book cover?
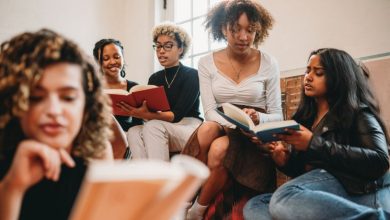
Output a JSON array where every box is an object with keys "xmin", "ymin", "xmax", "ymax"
[
  {"xmin": 105, "ymin": 85, "xmax": 170, "ymax": 116},
  {"xmin": 218, "ymin": 103, "xmax": 300, "ymax": 142},
  {"xmin": 70, "ymin": 155, "xmax": 209, "ymax": 220}
]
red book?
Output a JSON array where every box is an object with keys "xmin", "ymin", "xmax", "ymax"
[{"xmin": 105, "ymin": 85, "xmax": 170, "ymax": 116}]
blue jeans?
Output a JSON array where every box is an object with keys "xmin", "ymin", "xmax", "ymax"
[{"xmin": 244, "ymin": 169, "xmax": 390, "ymax": 220}]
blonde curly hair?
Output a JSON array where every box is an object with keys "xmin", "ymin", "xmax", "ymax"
[
  {"xmin": 0, "ymin": 29, "xmax": 112, "ymax": 160},
  {"xmin": 152, "ymin": 22, "xmax": 191, "ymax": 59}
]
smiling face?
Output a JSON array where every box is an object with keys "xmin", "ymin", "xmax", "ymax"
[
  {"xmin": 19, "ymin": 63, "xmax": 86, "ymax": 151},
  {"xmin": 101, "ymin": 43, "xmax": 124, "ymax": 78},
  {"xmin": 225, "ymin": 13, "xmax": 257, "ymax": 55},
  {"xmin": 304, "ymin": 55, "xmax": 327, "ymax": 99},
  {"xmin": 155, "ymin": 35, "xmax": 183, "ymax": 68}
]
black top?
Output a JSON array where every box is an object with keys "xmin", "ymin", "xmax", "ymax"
[
  {"xmin": 0, "ymin": 153, "xmax": 87, "ymax": 220},
  {"xmin": 114, "ymin": 80, "xmax": 143, "ymax": 131},
  {"xmin": 148, "ymin": 63, "xmax": 202, "ymax": 123},
  {"xmin": 280, "ymin": 107, "xmax": 390, "ymax": 194}
]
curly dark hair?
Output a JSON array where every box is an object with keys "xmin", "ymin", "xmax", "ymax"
[
  {"xmin": 93, "ymin": 38, "xmax": 126, "ymax": 77},
  {"xmin": 0, "ymin": 29, "xmax": 112, "ymax": 160},
  {"xmin": 205, "ymin": 0, "xmax": 274, "ymax": 47}
]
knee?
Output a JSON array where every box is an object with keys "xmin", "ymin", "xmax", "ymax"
[
  {"xmin": 207, "ymin": 136, "xmax": 229, "ymax": 169},
  {"xmin": 127, "ymin": 125, "xmax": 142, "ymax": 143},
  {"xmin": 244, "ymin": 194, "xmax": 273, "ymax": 220},
  {"xmin": 197, "ymin": 122, "xmax": 222, "ymax": 148},
  {"xmin": 268, "ymin": 184, "xmax": 300, "ymax": 218},
  {"xmin": 143, "ymin": 120, "xmax": 166, "ymax": 133},
  {"xmin": 198, "ymin": 121, "xmax": 222, "ymax": 137}
]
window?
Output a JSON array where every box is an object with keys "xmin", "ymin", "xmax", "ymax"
[{"xmin": 173, "ymin": 0, "xmax": 224, "ymax": 68}]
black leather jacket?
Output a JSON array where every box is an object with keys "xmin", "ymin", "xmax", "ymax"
[{"xmin": 280, "ymin": 107, "xmax": 390, "ymax": 194}]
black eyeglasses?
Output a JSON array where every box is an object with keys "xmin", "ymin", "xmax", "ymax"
[{"xmin": 152, "ymin": 43, "xmax": 176, "ymax": 51}]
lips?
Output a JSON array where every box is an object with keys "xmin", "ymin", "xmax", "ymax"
[
  {"xmin": 236, "ymin": 43, "xmax": 248, "ymax": 49},
  {"xmin": 40, "ymin": 123, "xmax": 65, "ymax": 135},
  {"xmin": 106, "ymin": 64, "xmax": 121, "ymax": 70},
  {"xmin": 158, "ymin": 56, "xmax": 168, "ymax": 62},
  {"xmin": 304, "ymin": 83, "xmax": 313, "ymax": 90},
  {"xmin": 109, "ymin": 67, "xmax": 120, "ymax": 72}
]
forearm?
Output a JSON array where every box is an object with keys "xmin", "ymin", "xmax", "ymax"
[
  {"xmin": 0, "ymin": 179, "xmax": 24, "ymax": 220},
  {"xmin": 259, "ymin": 111, "xmax": 283, "ymax": 124},
  {"xmin": 110, "ymin": 117, "xmax": 128, "ymax": 159},
  {"xmin": 262, "ymin": 60, "xmax": 282, "ymax": 123},
  {"xmin": 204, "ymin": 110, "xmax": 235, "ymax": 128}
]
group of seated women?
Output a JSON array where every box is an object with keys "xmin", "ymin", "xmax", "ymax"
[{"xmin": 0, "ymin": 0, "xmax": 389, "ymax": 220}]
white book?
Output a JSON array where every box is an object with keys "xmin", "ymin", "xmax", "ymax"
[
  {"xmin": 70, "ymin": 155, "xmax": 209, "ymax": 220},
  {"xmin": 217, "ymin": 103, "xmax": 300, "ymax": 142}
]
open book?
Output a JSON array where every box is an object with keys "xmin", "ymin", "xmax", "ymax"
[
  {"xmin": 70, "ymin": 155, "xmax": 209, "ymax": 220},
  {"xmin": 217, "ymin": 103, "xmax": 300, "ymax": 142},
  {"xmin": 105, "ymin": 85, "xmax": 170, "ymax": 116}
]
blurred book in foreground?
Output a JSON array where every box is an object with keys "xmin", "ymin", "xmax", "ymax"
[{"xmin": 70, "ymin": 155, "xmax": 209, "ymax": 220}]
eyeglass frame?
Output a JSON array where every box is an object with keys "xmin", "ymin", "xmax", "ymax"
[{"xmin": 152, "ymin": 42, "xmax": 177, "ymax": 52}]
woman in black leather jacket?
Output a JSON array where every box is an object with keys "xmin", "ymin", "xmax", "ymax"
[{"xmin": 244, "ymin": 48, "xmax": 390, "ymax": 220}]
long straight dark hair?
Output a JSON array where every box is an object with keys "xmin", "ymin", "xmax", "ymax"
[{"xmin": 293, "ymin": 48, "xmax": 389, "ymax": 142}]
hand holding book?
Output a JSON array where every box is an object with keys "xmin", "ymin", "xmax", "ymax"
[
  {"xmin": 116, "ymin": 100, "xmax": 149, "ymax": 119},
  {"xmin": 217, "ymin": 103, "xmax": 300, "ymax": 143},
  {"xmin": 275, "ymin": 124, "xmax": 313, "ymax": 151},
  {"xmin": 105, "ymin": 85, "xmax": 170, "ymax": 116},
  {"xmin": 242, "ymin": 108, "xmax": 259, "ymax": 125}
]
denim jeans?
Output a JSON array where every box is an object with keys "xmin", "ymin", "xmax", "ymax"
[{"xmin": 244, "ymin": 169, "xmax": 390, "ymax": 220}]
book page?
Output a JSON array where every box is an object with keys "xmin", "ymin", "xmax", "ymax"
[
  {"xmin": 129, "ymin": 84, "xmax": 157, "ymax": 93},
  {"xmin": 104, "ymin": 89, "xmax": 129, "ymax": 95},
  {"xmin": 70, "ymin": 156, "xmax": 209, "ymax": 220},
  {"xmin": 221, "ymin": 103, "xmax": 255, "ymax": 129},
  {"xmin": 138, "ymin": 155, "xmax": 210, "ymax": 220}
]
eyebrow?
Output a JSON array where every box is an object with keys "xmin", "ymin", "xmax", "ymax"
[
  {"xmin": 156, "ymin": 41, "xmax": 174, "ymax": 45},
  {"xmin": 34, "ymin": 85, "xmax": 81, "ymax": 92},
  {"xmin": 307, "ymin": 66, "xmax": 324, "ymax": 69}
]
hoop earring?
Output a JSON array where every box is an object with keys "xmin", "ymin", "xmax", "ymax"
[{"xmin": 121, "ymin": 65, "xmax": 126, "ymax": 78}]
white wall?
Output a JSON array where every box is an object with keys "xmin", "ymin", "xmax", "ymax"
[
  {"xmin": 1, "ymin": 0, "xmax": 389, "ymax": 81},
  {"xmin": 122, "ymin": 0, "xmax": 155, "ymax": 84},
  {"xmin": 259, "ymin": 0, "xmax": 390, "ymax": 73},
  {"xmin": 0, "ymin": 0, "xmax": 156, "ymax": 84},
  {"xmin": 0, "ymin": 0, "xmax": 117, "ymax": 56}
]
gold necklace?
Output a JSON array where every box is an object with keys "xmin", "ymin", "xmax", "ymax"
[
  {"xmin": 164, "ymin": 65, "xmax": 180, "ymax": 88},
  {"xmin": 226, "ymin": 50, "xmax": 242, "ymax": 81}
]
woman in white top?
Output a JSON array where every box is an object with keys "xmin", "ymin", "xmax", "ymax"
[{"xmin": 183, "ymin": 1, "xmax": 282, "ymax": 219}]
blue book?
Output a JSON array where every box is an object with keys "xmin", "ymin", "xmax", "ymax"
[{"xmin": 217, "ymin": 103, "xmax": 300, "ymax": 142}]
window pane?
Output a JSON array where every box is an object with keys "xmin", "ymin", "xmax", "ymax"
[
  {"xmin": 192, "ymin": 17, "xmax": 208, "ymax": 54},
  {"xmin": 210, "ymin": 0, "xmax": 222, "ymax": 8},
  {"xmin": 178, "ymin": 22, "xmax": 192, "ymax": 60},
  {"xmin": 193, "ymin": 55, "xmax": 202, "ymax": 68},
  {"xmin": 174, "ymin": 0, "xmax": 191, "ymax": 22},
  {"xmin": 181, "ymin": 58, "xmax": 192, "ymax": 68},
  {"xmin": 193, "ymin": 0, "xmax": 208, "ymax": 17},
  {"xmin": 178, "ymin": 21, "xmax": 192, "ymax": 37}
]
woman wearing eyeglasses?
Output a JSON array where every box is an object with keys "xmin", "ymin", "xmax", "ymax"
[{"xmin": 124, "ymin": 22, "xmax": 202, "ymax": 161}]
